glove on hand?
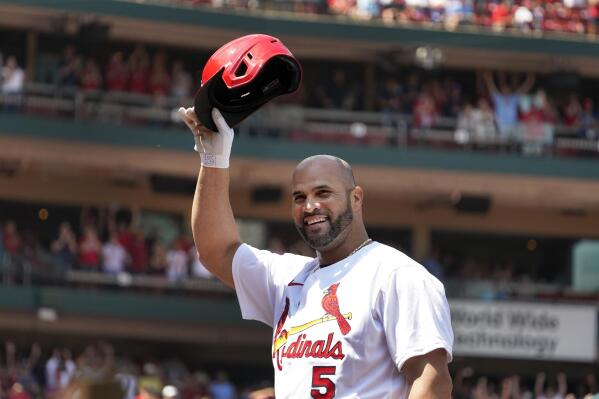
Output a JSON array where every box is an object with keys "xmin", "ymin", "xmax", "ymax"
[{"xmin": 178, "ymin": 107, "xmax": 234, "ymax": 168}]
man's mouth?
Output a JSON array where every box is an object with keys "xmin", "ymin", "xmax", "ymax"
[{"xmin": 304, "ymin": 215, "xmax": 328, "ymax": 226}]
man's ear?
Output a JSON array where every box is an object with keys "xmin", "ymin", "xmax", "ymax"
[{"xmin": 352, "ymin": 186, "xmax": 364, "ymax": 208}]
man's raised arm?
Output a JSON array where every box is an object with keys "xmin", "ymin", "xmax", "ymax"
[{"xmin": 179, "ymin": 107, "xmax": 241, "ymax": 288}]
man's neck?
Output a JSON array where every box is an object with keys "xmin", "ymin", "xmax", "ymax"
[{"xmin": 317, "ymin": 230, "xmax": 370, "ymax": 266}]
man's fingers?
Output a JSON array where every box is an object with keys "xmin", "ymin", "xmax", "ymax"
[
  {"xmin": 178, "ymin": 107, "xmax": 194, "ymax": 126},
  {"xmin": 185, "ymin": 107, "xmax": 201, "ymax": 125},
  {"xmin": 178, "ymin": 107, "xmax": 205, "ymax": 135},
  {"xmin": 178, "ymin": 107, "xmax": 198, "ymax": 124},
  {"xmin": 212, "ymin": 108, "xmax": 231, "ymax": 133}
]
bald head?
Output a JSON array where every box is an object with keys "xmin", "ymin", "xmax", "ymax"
[{"xmin": 293, "ymin": 155, "xmax": 356, "ymax": 190}]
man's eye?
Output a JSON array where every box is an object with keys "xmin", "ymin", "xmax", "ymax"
[
  {"xmin": 293, "ymin": 196, "xmax": 305, "ymax": 203},
  {"xmin": 317, "ymin": 190, "xmax": 331, "ymax": 197}
]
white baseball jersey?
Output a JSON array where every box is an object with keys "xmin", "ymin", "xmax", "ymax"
[{"xmin": 232, "ymin": 241, "xmax": 453, "ymax": 398}]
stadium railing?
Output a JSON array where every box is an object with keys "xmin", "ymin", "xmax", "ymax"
[
  {"xmin": 2, "ymin": 252, "xmax": 596, "ymax": 301},
  {"xmin": 1, "ymin": 83, "xmax": 597, "ymax": 158}
]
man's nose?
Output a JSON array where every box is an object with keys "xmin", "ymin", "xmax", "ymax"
[{"xmin": 304, "ymin": 197, "xmax": 320, "ymax": 212}]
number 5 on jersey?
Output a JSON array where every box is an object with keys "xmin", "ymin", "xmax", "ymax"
[{"xmin": 311, "ymin": 366, "xmax": 336, "ymax": 398}]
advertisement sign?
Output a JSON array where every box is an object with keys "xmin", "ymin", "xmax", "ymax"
[{"xmin": 450, "ymin": 300, "xmax": 597, "ymax": 362}]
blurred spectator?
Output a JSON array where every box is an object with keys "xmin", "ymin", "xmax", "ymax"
[
  {"xmin": 171, "ymin": 60, "xmax": 192, "ymax": 101},
  {"xmin": 514, "ymin": 1, "xmax": 534, "ymax": 32},
  {"xmin": 148, "ymin": 242, "xmax": 168, "ymax": 275},
  {"xmin": 443, "ymin": 78, "xmax": 463, "ymax": 117},
  {"xmin": 22, "ymin": 232, "xmax": 47, "ymax": 282},
  {"xmin": 376, "ymin": 76, "xmax": 404, "ymax": 127},
  {"xmin": 45, "ymin": 349, "xmax": 76, "ymax": 394},
  {"xmin": 423, "ymin": 248, "xmax": 444, "ymax": 278},
  {"xmin": 248, "ymin": 387, "xmax": 275, "ymax": 399},
  {"xmin": 7, "ymin": 383, "xmax": 31, "ymax": 399},
  {"xmin": 519, "ymin": 89, "xmax": 555, "ymax": 154},
  {"xmin": 116, "ymin": 371, "xmax": 138, "ymax": 399},
  {"xmin": 181, "ymin": 371, "xmax": 210, "ymax": 399},
  {"xmin": 75, "ymin": 343, "xmax": 115, "ymax": 382},
  {"xmin": 166, "ymin": 240, "xmax": 188, "ymax": 283},
  {"xmin": 444, "ymin": 0, "xmax": 473, "ymax": 30},
  {"xmin": 128, "ymin": 44, "xmax": 150, "ymax": 94},
  {"xmin": 315, "ymin": 69, "xmax": 359, "ymax": 110},
  {"xmin": 577, "ymin": 373, "xmax": 598, "ymax": 397},
  {"xmin": 455, "ymin": 98, "xmax": 497, "ymax": 144},
  {"xmin": 79, "ymin": 58, "xmax": 103, "ymax": 92},
  {"xmin": 532, "ymin": 0, "xmax": 545, "ymax": 32},
  {"xmin": 453, "ymin": 367, "xmax": 476, "ymax": 399},
  {"xmin": 129, "ymin": 229, "xmax": 149, "ymax": 274},
  {"xmin": 355, "ymin": 0, "xmax": 380, "ymax": 19},
  {"xmin": 589, "ymin": 0, "xmax": 599, "ymax": 35},
  {"xmin": 580, "ymin": 98, "xmax": 598, "ymax": 139},
  {"xmin": 3, "ymin": 220, "xmax": 21, "ymax": 258},
  {"xmin": 1, "ymin": 56, "xmax": 25, "ymax": 111},
  {"xmin": 412, "ymin": 92, "xmax": 438, "ymax": 128},
  {"xmin": 51, "ymin": 222, "xmax": 78, "ymax": 272},
  {"xmin": 128, "ymin": 58, "xmax": 149, "ymax": 95},
  {"xmin": 27, "ymin": 343, "xmax": 45, "ymax": 391},
  {"xmin": 105, "ymin": 51, "xmax": 128, "ymax": 92},
  {"xmin": 209, "ymin": 371, "xmax": 236, "ymax": 399},
  {"xmin": 137, "ymin": 385, "xmax": 162, "ymax": 399},
  {"xmin": 101, "ymin": 232, "xmax": 128, "ymax": 275},
  {"xmin": 562, "ymin": 93, "xmax": 582, "ymax": 127},
  {"xmin": 484, "ymin": 71, "xmax": 535, "ymax": 143},
  {"xmin": 57, "ymin": 45, "xmax": 80, "ymax": 88},
  {"xmin": 1, "ymin": 56, "xmax": 24, "ymax": 94},
  {"xmin": 148, "ymin": 51, "xmax": 171, "ymax": 102},
  {"xmin": 402, "ymin": 72, "xmax": 421, "ymax": 114},
  {"xmin": 535, "ymin": 372, "xmax": 567, "ymax": 399},
  {"xmin": 115, "ymin": 224, "xmax": 134, "ymax": 266},
  {"xmin": 137, "ymin": 362, "xmax": 163, "ymax": 399},
  {"xmin": 78, "ymin": 225, "xmax": 102, "ymax": 270}
]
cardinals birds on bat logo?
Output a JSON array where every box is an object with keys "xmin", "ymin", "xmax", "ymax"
[
  {"xmin": 322, "ymin": 283, "xmax": 351, "ymax": 335},
  {"xmin": 272, "ymin": 282, "xmax": 352, "ymax": 359}
]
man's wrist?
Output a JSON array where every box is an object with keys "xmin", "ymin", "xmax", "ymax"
[{"xmin": 200, "ymin": 152, "xmax": 229, "ymax": 168}]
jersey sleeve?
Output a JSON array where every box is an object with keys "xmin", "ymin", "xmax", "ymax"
[
  {"xmin": 232, "ymin": 243, "xmax": 279, "ymax": 327},
  {"xmin": 376, "ymin": 267, "xmax": 454, "ymax": 371},
  {"xmin": 232, "ymin": 243, "xmax": 310, "ymax": 328}
]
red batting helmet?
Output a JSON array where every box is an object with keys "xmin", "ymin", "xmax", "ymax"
[{"xmin": 193, "ymin": 34, "xmax": 302, "ymax": 131}]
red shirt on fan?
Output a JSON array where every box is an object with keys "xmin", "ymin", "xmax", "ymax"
[
  {"xmin": 129, "ymin": 232, "xmax": 149, "ymax": 273},
  {"xmin": 105, "ymin": 52, "xmax": 128, "ymax": 92},
  {"xmin": 128, "ymin": 64, "xmax": 149, "ymax": 94}
]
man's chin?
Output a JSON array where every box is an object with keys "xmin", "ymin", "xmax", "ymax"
[{"xmin": 306, "ymin": 233, "xmax": 342, "ymax": 252}]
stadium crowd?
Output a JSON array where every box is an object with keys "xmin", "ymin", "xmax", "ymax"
[
  {"xmin": 0, "ymin": 339, "xmax": 596, "ymax": 398},
  {"xmin": 2, "ymin": 44, "xmax": 598, "ymax": 155},
  {"xmin": 0, "ymin": 340, "xmax": 272, "ymax": 399},
  {"xmin": 174, "ymin": 0, "xmax": 599, "ymax": 36},
  {"xmin": 0, "ymin": 206, "xmax": 214, "ymax": 288},
  {"xmin": 0, "ymin": 209, "xmax": 575, "ymax": 294}
]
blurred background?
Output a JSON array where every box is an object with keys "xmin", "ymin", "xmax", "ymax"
[{"xmin": 0, "ymin": 0, "xmax": 598, "ymax": 398}]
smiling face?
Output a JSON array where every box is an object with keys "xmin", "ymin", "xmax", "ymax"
[{"xmin": 291, "ymin": 155, "xmax": 359, "ymax": 252}]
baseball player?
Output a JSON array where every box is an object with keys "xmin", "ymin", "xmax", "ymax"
[{"xmin": 178, "ymin": 106, "xmax": 454, "ymax": 398}]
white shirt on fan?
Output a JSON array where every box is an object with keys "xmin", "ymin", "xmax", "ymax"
[{"xmin": 232, "ymin": 241, "xmax": 453, "ymax": 399}]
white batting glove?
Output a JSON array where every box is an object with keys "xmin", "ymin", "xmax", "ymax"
[{"xmin": 178, "ymin": 107, "xmax": 234, "ymax": 168}]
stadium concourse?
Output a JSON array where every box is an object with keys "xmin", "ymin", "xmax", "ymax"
[{"xmin": 0, "ymin": 0, "xmax": 599, "ymax": 398}]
